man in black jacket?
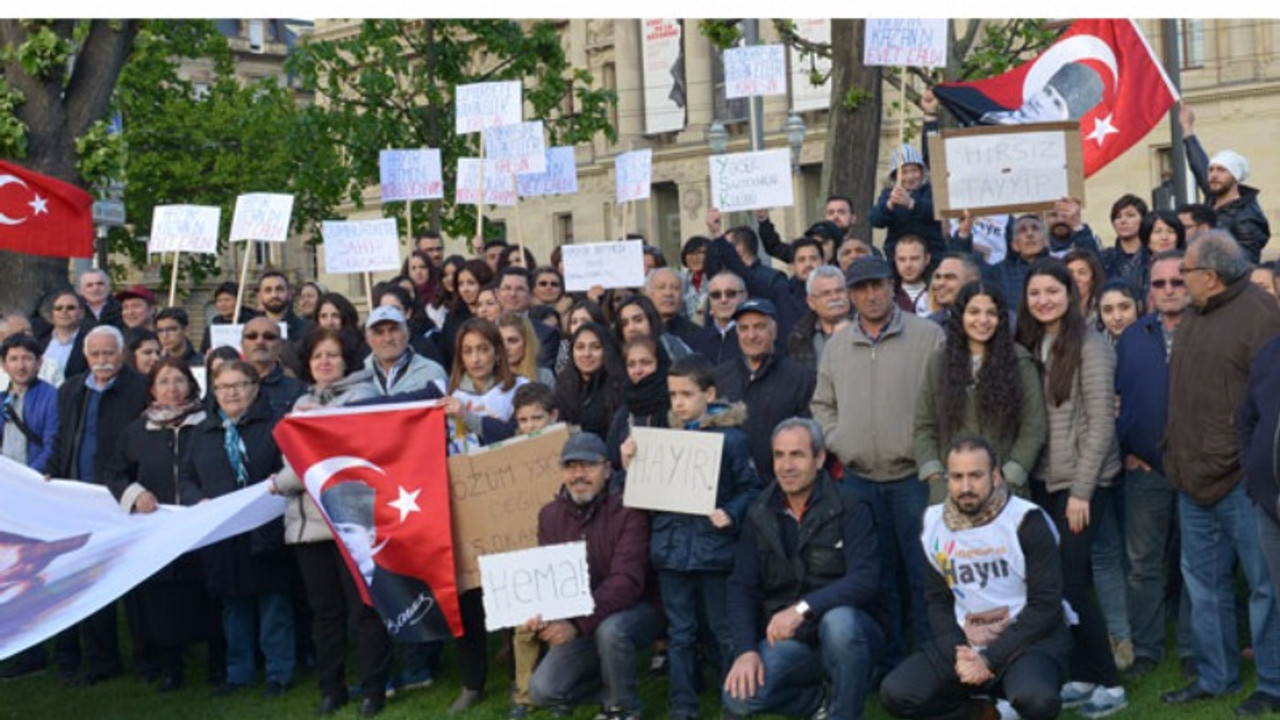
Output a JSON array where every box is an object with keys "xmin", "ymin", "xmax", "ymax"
[
  {"xmin": 723, "ymin": 418, "xmax": 882, "ymax": 720},
  {"xmin": 1180, "ymin": 104, "xmax": 1270, "ymax": 262}
]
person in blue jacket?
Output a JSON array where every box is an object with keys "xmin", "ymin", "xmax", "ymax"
[
  {"xmin": 870, "ymin": 145, "xmax": 945, "ymax": 261},
  {"xmin": 1, "ymin": 334, "xmax": 59, "ymax": 473}
]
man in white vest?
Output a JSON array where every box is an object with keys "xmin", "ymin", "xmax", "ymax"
[{"xmin": 880, "ymin": 436, "xmax": 1071, "ymax": 720}]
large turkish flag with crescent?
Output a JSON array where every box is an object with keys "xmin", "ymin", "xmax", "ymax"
[
  {"xmin": 0, "ymin": 160, "xmax": 94, "ymax": 258},
  {"xmin": 275, "ymin": 401, "xmax": 463, "ymax": 641},
  {"xmin": 934, "ymin": 19, "xmax": 1179, "ymax": 177}
]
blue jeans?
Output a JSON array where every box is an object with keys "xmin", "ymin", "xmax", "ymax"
[
  {"xmin": 845, "ymin": 473, "xmax": 929, "ymax": 666},
  {"xmin": 222, "ymin": 591, "xmax": 295, "ymax": 686},
  {"xmin": 1091, "ymin": 481, "xmax": 1129, "ymax": 641},
  {"xmin": 658, "ymin": 570, "xmax": 733, "ymax": 716},
  {"xmin": 528, "ymin": 602, "xmax": 664, "ymax": 713},
  {"xmin": 1179, "ymin": 485, "xmax": 1280, "ymax": 696},
  {"xmin": 1124, "ymin": 467, "xmax": 1193, "ymax": 661},
  {"xmin": 721, "ymin": 606, "xmax": 882, "ymax": 720},
  {"xmin": 1260, "ymin": 505, "xmax": 1280, "ymax": 603}
]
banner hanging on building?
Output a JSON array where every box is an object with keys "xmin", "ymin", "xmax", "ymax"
[
  {"xmin": 640, "ymin": 19, "xmax": 687, "ymax": 135},
  {"xmin": 789, "ymin": 19, "xmax": 832, "ymax": 112}
]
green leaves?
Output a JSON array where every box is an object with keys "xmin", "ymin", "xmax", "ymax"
[{"xmin": 14, "ymin": 23, "xmax": 71, "ymax": 77}]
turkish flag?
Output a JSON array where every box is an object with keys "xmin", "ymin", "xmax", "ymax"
[
  {"xmin": 934, "ymin": 20, "xmax": 1179, "ymax": 177},
  {"xmin": 0, "ymin": 160, "xmax": 94, "ymax": 258},
  {"xmin": 274, "ymin": 401, "xmax": 464, "ymax": 641}
]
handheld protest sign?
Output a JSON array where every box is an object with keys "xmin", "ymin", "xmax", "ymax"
[
  {"xmin": 623, "ymin": 427, "xmax": 723, "ymax": 515},
  {"xmin": 724, "ymin": 44, "xmax": 787, "ymax": 98},
  {"xmin": 561, "ymin": 240, "xmax": 646, "ymax": 293},
  {"xmin": 230, "ymin": 193, "xmax": 294, "ymax": 321},
  {"xmin": 479, "ymin": 542, "xmax": 594, "ymax": 631},
  {"xmin": 484, "ymin": 122, "xmax": 547, "ymax": 175},
  {"xmin": 321, "ymin": 219, "xmax": 402, "ymax": 275},
  {"xmin": 709, "ymin": 149, "xmax": 793, "ymax": 213},
  {"xmin": 929, "ymin": 121, "xmax": 1083, "ymax": 219},
  {"xmin": 455, "ymin": 81, "xmax": 523, "ymax": 135},
  {"xmin": 379, "ymin": 149, "xmax": 444, "ymax": 202},
  {"xmin": 517, "ymin": 146, "xmax": 578, "ymax": 198},
  {"xmin": 150, "ymin": 204, "xmax": 221, "ymax": 307}
]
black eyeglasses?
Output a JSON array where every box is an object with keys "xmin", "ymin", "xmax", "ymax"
[
  {"xmin": 1150, "ymin": 278, "xmax": 1186, "ymax": 289},
  {"xmin": 244, "ymin": 332, "xmax": 279, "ymax": 341}
]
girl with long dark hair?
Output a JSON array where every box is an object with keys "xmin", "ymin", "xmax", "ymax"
[{"xmin": 553, "ymin": 323, "xmax": 625, "ymax": 439}]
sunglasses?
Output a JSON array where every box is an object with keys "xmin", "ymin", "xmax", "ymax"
[
  {"xmin": 537, "ymin": 280, "xmax": 561, "ymax": 287},
  {"xmin": 244, "ymin": 332, "xmax": 279, "ymax": 341},
  {"xmin": 709, "ymin": 290, "xmax": 741, "ymax": 300},
  {"xmin": 1150, "ymin": 278, "xmax": 1186, "ymax": 289}
]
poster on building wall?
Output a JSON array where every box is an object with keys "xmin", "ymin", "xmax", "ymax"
[
  {"xmin": 790, "ymin": 19, "xmax": 832, "ymax": 112},
  {"xmin": 640, "ymin": 19, "xmax": 686, "ymax": 135}
]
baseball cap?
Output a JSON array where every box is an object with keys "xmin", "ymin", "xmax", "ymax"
[
  {"xmin": 115, "ymin": 285, "xmax": 157, "ymax": 305},
  {"xmin": 733, "ymin": 297, "xmax": 777, "ymax": 320},
  {"xmin": 844, "ymin": 257, "xmax": 894, "ymax": 288},
  {"xmin": 365, "ymin": 305, "xmax": 407, "ymax": 330},
  {"xmin": 561, "ymin": 433, "xmax": 609, "ymax": 465}
]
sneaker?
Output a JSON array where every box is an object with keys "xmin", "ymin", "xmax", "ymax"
[
  {"xmin": 1111, "ymin": 638, "xmax": 1135, "ymax": 672},
  {"xmin": 393, "ymin": 667, "xmax": 434, "ymax": 693},
  {"xmin": 1079, "ymin": 686, "xmax": 1127, "ymax": 719},
  {"xmin": 995, "ymin": 698, "xmax": 1020, "ymax": 719},
  {"xmin": 449, "ymin": 688, "xmax": 485, "ymax": 714},
  {"xmin": 509, "ymin": 704, "xmax": 532, "ymax": 720},
  {"xmin": 593, "ymin": 706, "xmax": 641, "ymax": 720},
  {"xmin": 1060, "ymin": 681, "xmax": 1097, "ymax": 709}
]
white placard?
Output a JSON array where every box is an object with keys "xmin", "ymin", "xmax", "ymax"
[
  {"xmin": 864, "ymin": 19, "xmax": 949, "ymax": 68},
  {"xmin": 517, "ymin": 147, "xmax": 578, "ymax": 198},
  {"xmin": 724, "ymin": 44, "xmax": 787, "ymax": 98},
  {"xmin": 321, "ymin": 219, "xmax": 402, "ymax": 275},
  {"xmin": 790, "ymin": 19, "xmax": 832, "ymax": 112},
  {"xmin": 615, "ymin": 150, "xmax": 652, "ymax": 204},
  {"xmin": 944, "ymin": 131, "xmax": 1070, "ymax": 210},
  {"xmin": 708, "ymin": 149, "xmax": 794, "ymax": 213},
  {"xmin": 456, "ymin": 158, "xmax": 517, "ymax": 207},
  {"xmin": 623, "ymin": 427, "xmax": 723, "ymax": 515},
  {"xmin": 640, "ymin": 19, "xmax": 686, "ymax": 134},
  {"xmin": 230, "ymin": 193, "xmax": 294, "ymax": 243},
  {"xmin": 208, "ymin": 321, "xmax": 288, "ymax": 355},
  {"xmin": 484, "ymin": 122, "xmax": 547, "ymax": 175},
  {"xmin": 455, "ymin": 81, "xmax": 523, "ymax": 135},
  {"xmin": 561, "ymin": 240, "xmax": 646, "ymax": 293},
  {"xmin": 191, "ymin": 366, "xmax": 207, "ymax": 399},
  {"xmin": 379, "ymin": 149, "xmax": 444, "ymax": 202},
  {"xmin": 149, "ymin": 205, "xmax": 221, "ymax": 254},
  {"xmin": 479, "ymin": 541, "xmax": 594, "ymax": 631},
  {"xmin": 948, "ymin": 214, "xmax": 1009, "ymax": 265}
]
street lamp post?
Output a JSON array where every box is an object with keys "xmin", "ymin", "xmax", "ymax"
[
  {"xmin": 784, "ymin": 113, "xmax": 807, "ymax": 235},
  {"xmin": 707, "ymin": 121, "xmax": 730, "ymax": 156}
]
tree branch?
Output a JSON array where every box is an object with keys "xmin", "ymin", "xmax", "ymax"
[{"xmin": 65, "ymin": 20, "xmax": 138, "ymax": 139}]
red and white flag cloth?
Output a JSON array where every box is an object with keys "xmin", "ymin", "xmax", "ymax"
[
  {"xmin": 934, "ymin": 19, "xmax": 1179, "ymax": 177},
  {"xmin": 274, "ymin": 401, "xmax": 464, "ymax": 641},
  {"xmin": 0, "ymin": 160, "xmax": 94, "ymax": 258}
]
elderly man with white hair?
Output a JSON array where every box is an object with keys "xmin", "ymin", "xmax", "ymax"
[{"xmin": 1180, "ymin": 103, "xmax": 1271, "ymax": 262}]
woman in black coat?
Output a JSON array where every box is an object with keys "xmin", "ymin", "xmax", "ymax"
[
  {"xmin": 554, "ymin": 322, "xmax": 625, "ymax": 440},
  {"xmin": 605, "ymin": 334, "xmax": 670, "ymax": 470},
  {"xmin": 179, "ymin": 359, "xmax": 294, "ymax": 696}
]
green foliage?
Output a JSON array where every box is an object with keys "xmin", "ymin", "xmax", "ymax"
[
  {"xmin": 960, "ymin": 20, "xmax": 1062, "ymax": 80},
  {"xmin": 0, "ymin": 77, "xmax": 27, "ymax": 158},
  {"xmin": 698, "ymin": 20, "xmax": 741, "ymax": 51},
  {"xmin": 843, "ymin": 87, "xmax": 872, "ymax": 112},
  {"xmin": 286, "ymin": 20, "xmax": 617, "ymax": 250},
  {"xmin": 14, "ymin": 22, "xmax": 71, "ymax": 77}
]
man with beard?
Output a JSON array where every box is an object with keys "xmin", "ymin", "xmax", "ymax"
[
  {"xmin": 925, "ymin": 254, "xmax": 982, "ymax": 325},
  {"xmin": 1180, "ymin": 104, "xmax": 1270, "ymax": 262},
  {"xmin": 257, "ymin": 271, "xmax": 313, "ymax": 343},
  {"xmin": 1043, "ymin": 197, "xmax": 1102, "ymax": 258}
]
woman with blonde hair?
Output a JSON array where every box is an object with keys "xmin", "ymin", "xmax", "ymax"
[{"xmin": 496, "ymin": 313, "xmax": 556, "ymax": 389}]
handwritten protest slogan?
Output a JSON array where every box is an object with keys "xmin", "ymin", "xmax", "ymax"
[
  {"xmin": 149, "ymin": 205, "xmax": 221, "ymax": 254},
  {"xmin": 379, "ymin": 149, "xmax": 444, "ymax": 202},
  {"xmin": 456, "ymin": 158, "xmax": 517, "ymax": 207},
  {"xmin": 944, "ymin": 131, "xmax": 1069, "ymax": 210},
  {"xmin": 561, "ymin": 240, "xmax": 646, "ymax": 293},
  {"xmin": 615, "ymin": 149, "xmax": 652, "ymax": 203},
  {"xmin": 321, "ymin": 218, "xmax": 401, "ymax": 274},
  {"xmin": 864, "ymin": 19, "xmax": 949, "ymax": 68},
  {"xmin": 230, "ymin": 193, "xmax": 294, "ymax": 243},
  {"xmin": 517, "ymin": 146, "xmax": 578, "ymax": 197},
  {"xmin": 484, "ymin": 122, "xmax": 547, "ymax": 175},
  {"xmin": 708, "ymin": 149, "xmax": 794, "ymax": 213},
  {"xmin": 724, "ymin": 44, "xmax": 787, "ymax": 98},
  {"xmin": 455, "ymin": 81, "xmax": 523, "ymax": 134},
  {"xmin": 480, "ymin": 542, "xmax": 594, "ymax": 631},
  {"xmin": 623, "ymin": 427, "xmax": 723, "ymax": 515},
  {"xmin": 449, "ymin": 425, "xmax": 570, "ymax": 592},
  {"xmin": 949, "ymin": 214, "xmax": 1009, "ymax": 265}
]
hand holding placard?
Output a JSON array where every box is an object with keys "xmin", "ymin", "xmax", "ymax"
[
  {"xmin": 708, "ymin": 149, "xmax": 793, "ymax": 213},
  {"xmin": 623, "ymin": 427, "xmax": 723, "ymax": 515},
  {"xmin": 479, "ymin": 541, "xmax": 594, "ymax": 631}
]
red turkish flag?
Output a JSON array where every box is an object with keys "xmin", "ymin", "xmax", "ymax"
[
  {"xmin": 274, "ymin": 401, "xmax": 463, "ymax": 641},
  {"xmin": 934, "ymin": 19, "xmax": 1180, "ymax": 177},
  {"xmin": 0, "ymin": 160, "xmax": 94, "ymax": 258}
]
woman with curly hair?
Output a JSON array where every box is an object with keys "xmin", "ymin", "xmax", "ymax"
[{"xmin": 913, "ymin": 281, "xmax": 1046, "ymax": 503}]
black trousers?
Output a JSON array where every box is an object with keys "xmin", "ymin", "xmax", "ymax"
[
  {"xmin": 1031, "ymin": 481, "xmax": 1123, "ymax": 688},
  {"xmin": 55, "ymin": 602, "xmax": 120, "ymax": 677},
  {"xmin": 294, "ymin": 541, "xmax": 391, "ymax": 700},
  {"xmin": 880, "ymin": 647, "xmax": 1062, "ymax": 720},
  {"xmin": 456, "ymin": 588, "xmax": 488, "ymax": 691}
]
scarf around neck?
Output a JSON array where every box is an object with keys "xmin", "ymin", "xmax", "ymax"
[{"xmin": 942, "ymin": 480, "xmax": 1010, "ymax": 531}]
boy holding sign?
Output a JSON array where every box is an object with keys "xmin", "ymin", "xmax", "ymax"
[{"xmin": 620, "ymin": 356, "xmax": 762, "ymax": 720}]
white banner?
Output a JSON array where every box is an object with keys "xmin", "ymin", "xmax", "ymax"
[
  {"xmin": 455, "ymin": 81, "xmax": 523, "ymax": 135},
  {"xmin": 944, "ymin": 130, "xmax": 1070, "ymax": 210},
  {"xmin": 379, "ymin": 149, "xmax": 444, "ymax": 202},
  {"xmin": 949, "ymin": 214, "xmax": 1009, "ymax": 265},
  {"xmin": 709, "ymin": 149, "xmax": 794, "ymax": 213},
  {"xmin": 640, "ymin": 19, "xmax": 686, "ymax": 134},
  {"xmin": 479, "ymin": 541, "xmax": 594, "ymax": 631},
  {"xmin": 230, "ymin": 193, "xmax": 294, "ymax": 243},
  {"xmin": 790, "ymin": 19, "xmax": 832, "ymax": 112},
  {"xmin": 322, "ymin": 219, "xmax": 402, "ymax": 275},
  {"xmin": 615, "ymin": 150, "xmax": 652, "ymax": 204},
  {"xmin": 517, "ymin": 147, "xmax": 578, "ymax": 198},
  {"xmin": 864, "ymin": 19, "xmax": 949, "ymax": 68},
  {"xmin": 623, "ymin": 427, "xmax": 723, "ymax": 515},
  {"xmin": 457, "ymin": 158, "xmax": 517, "ymax": 207},
  {"xmin": 0, "ymin": 457, "xmax": 285, "ymax": 660},
  {"xmin": 724, "ymin": 44, "xmax": 788, "ymax": 98},
  {"xmin": 484, "ymin": 122, "xmax": 547, "ymax": 175},
  {"xmin": 561, "ymin": 240, "xmax": 646, "ymax": 293},
  {"xmin": 149, "ymin": 205, "xmax": 221, "ymax": 255}
]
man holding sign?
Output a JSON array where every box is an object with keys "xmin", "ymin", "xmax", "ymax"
[{"xmin": 511, "ymin": 433, "xmax": 661, "ymax": 720}]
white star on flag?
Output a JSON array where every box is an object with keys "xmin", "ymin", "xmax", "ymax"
[
  {"xmin": 1086, "ymin": 113, "xmax": 1120, "ymax": 148},
  {"xmin": 388, "ymin": 485, "xmax": 421, "ymax": 523},
  {"xmin": 28, "ymin": 194, "xmax": 48, "ymax": 215}
]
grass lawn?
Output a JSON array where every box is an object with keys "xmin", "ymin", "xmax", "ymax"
[{"xmin": 0, "ymin": 632, "xmax": 1260, "ymax": 720}]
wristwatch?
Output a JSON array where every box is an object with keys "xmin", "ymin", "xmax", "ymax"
[{"xmin": 794, "ymin": 601, "xmax": 813, "ymax": 619}]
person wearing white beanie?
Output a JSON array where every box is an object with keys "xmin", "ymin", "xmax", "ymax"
[{"xmin": 1179, "ymin": 103, "xmax": 1271, "ymax": 262}]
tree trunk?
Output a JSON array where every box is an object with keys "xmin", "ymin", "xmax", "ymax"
[
  {"xmin": 0, "ymin": 20, "xmax": 136, "ymax": 316},
  {"xmin": 822, "ymin": 19, "xmax": 881, "ymax": 243}
]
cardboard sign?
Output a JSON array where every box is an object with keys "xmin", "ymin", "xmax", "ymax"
[
  {"xmin": 561, "ymin": 240, "xmax": 646, "ymax": 293},
  {"xmin": 623, "ymin": 427, "xmax": 723, "ymax": 515},
  {"xmin": 790, "ymin": 19, "xmax": 832, "ymax": 112},
  {"xmin": 448, "ymin": 424, "xmax": 571, "ymax": 593},
  {"xmin": 321, "ymin": 218, "xmax": 401, "ymax": 274},
  {"xmin": 709, "ymin": 149, "xmax": 794, "ymax": 213},
  {"xmin": 230, "ymin": 193, "xmax": 294, "ymax": 243},
  {"xmin": 456, "ymin": 158, "xmax": 517, "ymax": 207},
  {"xmin": 484, "ymin": 121, "xmax": 547, "ymax": 175},
  {"xmin": 455, "ymin": 81, "xmax": 523, "ymax": 134},
  {"xmin": 208, "ymin": 321, "xmax": 289, "ymax": 354},
  {"xmin": 864, "ymin": 19, "xmax": 949, "ymax": 68},
  {"xmin": 929, "ymin": 122, "xmax": 1083, "ymax": 218},
  {"xmin": 724, "ymin": 44, "xmax": 787, "ymax": 98},
  {"xmin": 379, "ymin": 149, "xmax": 444, "ymax": 202},
  {"xmin": 479, "ymin": 541, "xmax": 594, "ymax": 631},
  {"xmin": 615, "ymin": 149, "xmax": 652, "ymax": 204},
  {"xmin": 149, "ymin": 205, "xmax": 221, "ymax": 254},
  {"xmin": 517, "ymin": 146, "xmax": 579, "ymax": 197}
]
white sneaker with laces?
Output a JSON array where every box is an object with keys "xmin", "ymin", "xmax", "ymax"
[
  {"xmin": 1079, "ymin": 685, "xmax": 1128, "ymax": 718},
  {"xmin": 1060, "ymin": 681, "xmax": 1097, "ymax": 709}
]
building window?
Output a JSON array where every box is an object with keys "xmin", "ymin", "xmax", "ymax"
[
  {"xmin": 248, "ymin": 20, "xmax": 265, "ymax": 53},
  {"xmin": 255, "ymin": 241, "xmax": 273, "ymax": 267},
  {"xmin": 554, "ymin": 212, "xmax": 574, "ymax": 245},
  {"xmin": 1179, "ymin": 20, "xmax": 1204, "ymax": 69}
]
